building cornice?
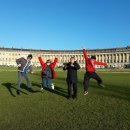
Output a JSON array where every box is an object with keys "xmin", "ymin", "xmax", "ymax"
[{"xmin": 0, "ymin": 46, "xmax": 130, "ymax": 53}]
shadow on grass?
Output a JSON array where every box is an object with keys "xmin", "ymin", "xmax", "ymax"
[
  {"xmin": 1, "ymin": 83, "xmax": 28, "ymax": 97},
  {"xmin": 99, "ymin": 85, "xmax": 130, "ymax": 101},
  {"xmin": 32, "ymin": 82, "xmax": 67, "ymax": 98},
  {"xmin": 78, "ymin": 78, "xmax": 130, "ymax": 101},
  {"xmin": 44, "ymin": 86, "xmax": 67, "ymax": 98},
  {"xmin": 20, "ymin": 83, "xmax": 42, "ymax": 93},
  {"xmin": 96, "ymin": 90, "xmax": 130, "ymax": 101},
  {"xmin": 83, "ymin": 81, "xmax": 130, "ymax": 101},
  {"xmin": 32, "ymin": 82, "xmax": 41, "ymax": 88}
]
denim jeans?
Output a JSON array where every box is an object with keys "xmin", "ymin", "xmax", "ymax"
[
  {"xmin": 42, "ymin": 77, "xmax": 52, "ymax": 88},
  {"xmin": 17, "ymin": 71, "xmax": 31, "ymax": 90}
]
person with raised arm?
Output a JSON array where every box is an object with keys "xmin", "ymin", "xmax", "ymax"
[
  {"xmin": 38, "ymin": 56, "xmax": 58, "ymax": 90},
  {"xmin": 83, "ymin": 49, "xmax": 107, "ymax": 95}
]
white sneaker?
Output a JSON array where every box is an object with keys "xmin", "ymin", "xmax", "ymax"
[
  {"xmin": 41, "ymin": 84, "xmax": 43, "ymax": 91},
  {"xmin": 51, "ymin": 83, "xmax": 54, "ymax": 90},
  {"xmin": 84, "ymin": 91, "xmax": 88, "ymax": 95}
]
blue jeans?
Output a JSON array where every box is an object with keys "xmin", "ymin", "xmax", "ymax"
[
  {"xmin": 17, "ymin": 72, "xmax": 31, "ymax": 90},
  {"xmin": 42, "ymin": 77, "xmax": 52, "ymax": 88}
]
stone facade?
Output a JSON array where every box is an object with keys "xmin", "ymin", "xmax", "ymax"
[{"xmin": 0, "ymin": 46, "xmax": 130, "ymax": 68}]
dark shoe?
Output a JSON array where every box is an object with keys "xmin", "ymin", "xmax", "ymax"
[
  {"xmin": 16, "ymin": 90, "xmax": 20, "ymax": 95},
  {"xmin": 67, "ymin": 96, "xmax": 73, "ymax": 100},
  {"xmin": 72, "ymin": 95, "xmax": 77, "ymax": 100},
  {"xmin": 73, "ymin": 97, "xmax": 77, "ymax": 100},
  {"xmin": 28, "ymin": 88, "xmax": 34, "ymax": 92}
]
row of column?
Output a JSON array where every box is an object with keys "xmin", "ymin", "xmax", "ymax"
[
  {"xmin": 0, "ymin": 52, "xmax": 129, "ymax": 66},
  {"xmin": 39, "ymin": 54, "xmax": 85, "ymax": 64},
  {"xmin": 96, "ymin": 53, "xmax": 130, "ymax": 63},
  {"xmin": 38, "ymin": 53, "xmax": 130, "ymax": 64}
]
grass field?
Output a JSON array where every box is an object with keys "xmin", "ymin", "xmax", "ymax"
[{"xmin": 0, "ymin": 67, "xmax": 130, "ymax": 130}]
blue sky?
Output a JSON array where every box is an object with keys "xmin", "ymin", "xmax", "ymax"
[{"xmin": 0, "ymin": 0, "xmax": 130, "ymax": 50}]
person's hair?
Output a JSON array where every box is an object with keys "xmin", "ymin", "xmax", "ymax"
[
  {"xmin": 70, "ymin": 57, "xmax": 75, "ymax": 59},
  {"xmin": 91, "ymin": 55, "xmax": 96, "ymax": 60},
  {"xmin": 46, "ymin": 59, "xmax": 51, "ymax": 63},
  {"xmin": 27, "ymin": 54, "xmax": 33, "ymax": 59}
]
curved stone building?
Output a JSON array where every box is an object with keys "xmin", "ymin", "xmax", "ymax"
[{"xmin": 0, "ymin": 46, "xmax": 130, "ymax": 68}]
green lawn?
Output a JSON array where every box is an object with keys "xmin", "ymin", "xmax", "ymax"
[{"xmin": 0, "ymin": 68, "xmax": 130, "ymax": 130}]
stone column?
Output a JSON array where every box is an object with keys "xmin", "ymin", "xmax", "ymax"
[
  {"xmin": 126, "ymin": 53, "xmax": 129, "ymax": 63},
  {"xmin": 96, "ymin": 55, "xmax": 98, "ymax": 61},
  {"xmin": 122, "ymin": 53, "xmax": 125, "ymax": 63},
  {"xmin": 108, "ymin": 54, "xmax": 110, "ymax": 63},
  {"xmin": 99, "ymin": 55, "xmax": 100, "ymax": 62},
  {"xmin": 112, "ymin": 54, "xmax": 114, "ymax": 63},
  {"xmin": 78, "ymin": 56, "xmax": 82, "ymax": 63},
  {"xmin": 99, "ymin": 55, "xmax": 101, "ymax": 62},
  {"xmin": 129, "ymin": 53, "xmax": 130, "ymax": 63},
  {"xmin": 106, "ymin": 54, "xmax": 108, "ymax": 63},
  {"xmin": 115, "ymin": 53, "xmax": 118, "ymax": 63},
  {"xmin": 119, "ymin": 53, "xmax": 121, "ymax": 63},
  {"xmin": 81, "ymin": 55, "xmax": 83, "ymax": 63},
  {"xmin": 102, "ymin": 54, "xmax": 104, "ymax": 62}
]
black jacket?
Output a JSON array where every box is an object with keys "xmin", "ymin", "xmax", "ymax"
[{"xmin": 63, "ymin": 61, "xmax": 80, "ymax": 83}]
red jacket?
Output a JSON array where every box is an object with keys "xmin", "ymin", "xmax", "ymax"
[
  {"xmin": 83, "ymin": 49, "xmax": 107, "ymax": 72},
  {"xmin": 38, "ymin": 56, "xmax": 58, "ymax": 79}
]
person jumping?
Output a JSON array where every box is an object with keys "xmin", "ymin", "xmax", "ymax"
[{"xmin": 83, "ymin": 49, "xmax": 108, "ymax": 95}]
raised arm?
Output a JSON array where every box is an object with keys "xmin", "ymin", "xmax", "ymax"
[
  {"xmin": 94, "ymin": 61, "xmax": 108, "ymax": 66},
  {"xmin": 83, "ymin": 49, "xmax": 89, "ymax": 62},
  {"xmin": 51, "ymin": 58, "xmax": 58, "ymax": 68},
  {"xmin": 38, "ymin": 56, "xmax": 45, "ymax": 67}
]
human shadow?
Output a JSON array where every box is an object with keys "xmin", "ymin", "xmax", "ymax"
[
  {"xmin": 32, "ymin": 82, "xmax": 41, "ymax": 88},
  {"xmin": 44, "ymin": 86, "xmax": 67, "ymax": 98},
  {"xmin": 80, "ymin": 80, "xmax": 130, "ymax": 101},
  {"xmin": 21, "ymin": 83, "xmax": 41, "ymax": 93},
  {"xmin": 32, "ymin": 82, "xmax": 67, "ymax": 98},
  {"xmin": 1, "ymin": 83, "xmax": 28, "ymax": 97},
  {"xmin": 102, "ymin": 84, "xmax": 130, "ymax": 101},
  {"xmin": 96, "ymin": 90, "xmax": 130, "ymax": 101}
]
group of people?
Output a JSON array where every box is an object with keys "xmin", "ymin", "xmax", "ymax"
[{"xmin": 16, "ymin": 49, "xmax": 107, "ymax": 99}]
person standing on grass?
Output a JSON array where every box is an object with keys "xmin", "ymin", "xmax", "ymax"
[
  {"xmin": 63, "ymin": 57, "xmax": 80, "ymax": 100},
  {"xmin": 38, "ymin": 56, "xmax": 58, "ymax": 90},
  {"xmin": 16, "ymin": 54, "xmax": 34, "ymax": 95},
  {"xmin": 83, "ymin": 49, "xmax": 108, "ymax": 95}
]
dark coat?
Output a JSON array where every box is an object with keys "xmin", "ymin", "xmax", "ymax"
[{"xmin": 63, "ymin": 61, "xmax": 80, "ymax": 83}]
